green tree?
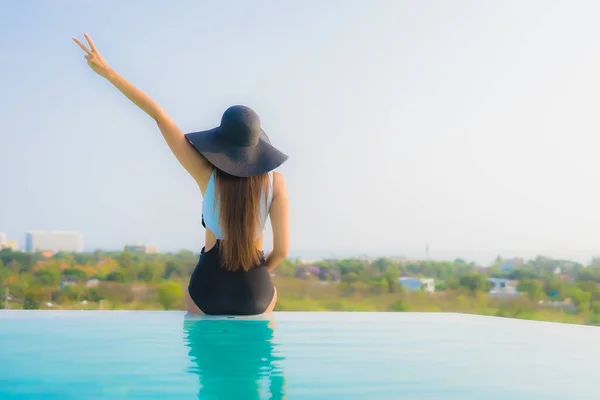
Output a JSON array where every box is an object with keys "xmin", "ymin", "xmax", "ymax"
[
  {"xmin": 567, "ymin": 287, "xmax": 591, "ymax": 309},
  {"xmin": 156, "ymin": 282, "xmax": 183, "ymax": 310},
  {"xmin": 138, "ymin": 261, "xmax": 163, "ymax": 283},
  {"xmin": 342, "ymin": 271, "xmax": 359, "ymax": 283},
  {"xmin": 0, "ymin": 261, "xmax": 11, "ymax": 283},
  {"xmin": 53, "ymin": 252, "xmax": 69, "ymax": 261},
  {"xmin": 23, "ymin": 295, "xmax": 39, "ymax": 310},
  {"xmin": 576, "ymin": 269, "xmax": 598, "ymax": 282},
  {"xmin": 117, "ymin": 249, "xmax": 134, "ymax": 269},
  {"xmin": 33, "ymin": 266, "xmax": 61, "ymax": 287},
  {"xmin": 517, "ymin": 279, "xmax": 545, "ymax": 301},
  {"xmin": 7, "ymin": 260, "xmax": 21, "ymax": 274},
  {"xmin": 388, "ymin": 300, "xmax": 410, "ymax": 312},
  {"xmin": 60, "ymin": 285, "xmax": 87, "ymax": 301},
  {"xmin": 163, "ymin": 261, "xmax": 179, "ymax": 280},
  {"xmin": 63, "ymin": 268, "xmax": 88, "ymax": 280},
  {"xmin": 117, "ymin": 250, "xmax": 137, "ymax": 281},
  {"xmin": 441, "ymin": 277, "xmax": 460, "ymax": 290},
  {"xmin": 175, "ymin": 250, "xmax": 196, "ymax": 259},
  {"xmin": 544, "ymin": 279, "xmax": 569, "ymax": 300},
  {"xmin": 458, "ymin": 272, "xmax": 490, "ymax": 293},
  {"xmin": 106, "ymin": 270, "xmax": 126, "ymax": 282},
  {"xmin": 576, "ymin": 281, "xmax": 600, "ymax": 301},
  {"xmin": 383, "ymin": 270, "xmax": 400, "ymax": 293},
  {"xmin": 337, "ymin": 259, "xmax": 366, "ymax": 276},
  {"xmin": 92, "ymin": 250, "xmax": 106, "ymax": 263},
  {"xmin": 372, "ymin": 258, "xmax": 395, "ymax": 273},
  {"xmin": 88, "ymin": 288, "xmax": 103, "ymax": 302},
  {"xmin": 19, "ymin": 254, "xmax": 35, "ymax": 273}
]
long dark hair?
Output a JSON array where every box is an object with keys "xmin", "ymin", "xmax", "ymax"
[{"xmin": 215, "ymin": 169, "xmax": 270, "ymax": 271}]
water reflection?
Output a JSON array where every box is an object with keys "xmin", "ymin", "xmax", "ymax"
[{"xmin": 183, "ymin": 314, "xmax": 286, "ymax": 400}]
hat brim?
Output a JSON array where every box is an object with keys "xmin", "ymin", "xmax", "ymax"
[{"xmin": 184, "ymin": 127, "xmax": 289, "ymax": 178}]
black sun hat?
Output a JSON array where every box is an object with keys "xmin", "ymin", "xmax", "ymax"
[{"xmin": 184, "ymin": 105, "xmax": 288, "ymax": 178}]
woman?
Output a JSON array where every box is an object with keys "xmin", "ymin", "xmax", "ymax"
[{"xmin": 73, "ymin": 33, "xmax": 289, "ymax": 315}]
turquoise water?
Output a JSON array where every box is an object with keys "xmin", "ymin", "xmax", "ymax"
[{"xmin": 1, "ymin": 311, "xmax": 599, "ymax": 399}]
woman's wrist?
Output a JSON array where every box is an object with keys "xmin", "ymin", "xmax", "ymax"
[{"xmin": 103, "ymin": 67, "xmax": 117, "ymax": 82}]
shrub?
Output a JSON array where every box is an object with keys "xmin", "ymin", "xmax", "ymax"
[
  {"xmin": 156, "ymin": 282, "xmax": 183, "ymax": 310},
  {"xmin": 388, "ymin": 300, "xmax": 410, "ymax": 312}
]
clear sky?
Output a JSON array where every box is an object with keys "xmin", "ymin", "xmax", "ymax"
[{"xmin": 1, "ymin": 0, "xmax": 600, "ymax": 264}]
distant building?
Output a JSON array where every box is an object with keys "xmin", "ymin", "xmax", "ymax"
[
  {"xmin": 398, "ymin": 277, "xmax": 435, "ymax": 293},
  {"xmin": 25, "ymin": 231, "xmax": 83, "ymax": 253},
  {"xmin": 0, "ymin": 232, "xmax": 18, "ymax": 251},
  {"xmin": 59, "ymin": 278, "xmax": 78, "ymax": 289},
  {"xmin": 125, "ymin": 243, "xmax": 158, "ymax": 254},
  {"xmin": 487, "ymin": 278, "xmax": 519, "ymax": 296},
  {"xmin": 125, "ymin": 244, "xmax": 145, "ymax": 253},
  {"xmin": 0, "ymin": 233, "xmax": 19, "ymax": 251},
  {"xmin": 85, "ymin": 279, "xmax": 100, "ymax": 288},
  {"xmin": 2, "ymin": 240, "xmax": 18, "ymax": 251}
]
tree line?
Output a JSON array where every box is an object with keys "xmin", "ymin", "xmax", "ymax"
[{"xmin": 2, "ymin": 248, "xmax": 600, "ymax": 325}]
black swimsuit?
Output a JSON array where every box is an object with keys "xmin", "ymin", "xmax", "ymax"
[{"xmin": 188, "ymin": 216, "xmax": 275, "ymax": 315}]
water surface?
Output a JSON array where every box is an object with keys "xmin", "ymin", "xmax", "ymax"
[{"xmin": 1, "ymin": 311, "xmax": 598, "ymax": 399}]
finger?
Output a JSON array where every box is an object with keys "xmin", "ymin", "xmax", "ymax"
[
  {"xmin": 72, "ymin": 37, "xmax": 92, "ymax": 55},
  {"xmin": 84, "ymin": 33, "xmax": 98, "ymax": 52}
]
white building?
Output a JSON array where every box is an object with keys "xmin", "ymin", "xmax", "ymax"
[
  {"xmin": 0, "ymin": 232, "xmax": 6, "ymax": 247},
  {"xmin": 398, "ymin": 277, "xmax": 435, "ymax": 293},
  {"xmin": 25, "ymin": 231, "xmax": 83, "ymax": 253}
]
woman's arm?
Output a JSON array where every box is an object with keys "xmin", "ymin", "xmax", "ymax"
[
  {"xmin": 264, "ymin": 172, "xmax": 290, "ymax": 271},
  {"xmin": 72, "ymin": 33, "xmax": 211, "ymax": 185}
]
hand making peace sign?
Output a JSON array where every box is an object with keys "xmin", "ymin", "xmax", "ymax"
[{"xmin": 72, "ymin": 33, "xmax": 112, "ymax": 78}]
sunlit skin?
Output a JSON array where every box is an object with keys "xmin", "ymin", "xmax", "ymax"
[{"xmin": 73, "ymin": 33, "xmax": 289, "ymax": 315}]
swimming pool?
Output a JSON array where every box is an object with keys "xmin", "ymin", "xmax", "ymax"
[{"xmin": 1, "ymin": 311, "xmax": 598, "ymax": 399}]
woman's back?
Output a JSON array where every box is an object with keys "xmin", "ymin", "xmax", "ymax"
[
  {"xmin": 202, "ymin": 169, "xmax": 274, "ymax": 240},
  {"xmin": 187, "ymin": 167, "xmax": 288, "ymax": 315},
  {"xmin": 200, "ymin": 167, "xmax": 277, "ymax": 272}
]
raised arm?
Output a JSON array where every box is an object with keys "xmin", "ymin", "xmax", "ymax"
[
  {"xmin": 72, "ymin": 33, "xmax": 211, "ymax": 186},
  {"xmin": 264, "ymin": 172, "xmax": 290, "ymax": 271}
]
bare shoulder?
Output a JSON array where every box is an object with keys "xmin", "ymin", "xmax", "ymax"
[{"xmin": 272, "ymin": 171, "xmax": 288, "ymax": 197}]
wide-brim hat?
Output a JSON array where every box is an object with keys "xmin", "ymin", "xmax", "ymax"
[{"xmin": 184, "ymin": 105, "xmax": 288, "ymax": 178}]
